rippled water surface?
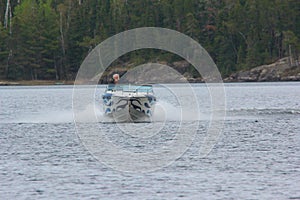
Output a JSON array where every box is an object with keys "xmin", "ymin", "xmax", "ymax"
[{"xmin": 0, "ymin": 82, "xmax": 300, "ymax": 199}]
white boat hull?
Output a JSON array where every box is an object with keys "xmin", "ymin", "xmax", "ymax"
[{"xmin": 103, "ymin": 91, "xmax": 156, "ymax": 123}]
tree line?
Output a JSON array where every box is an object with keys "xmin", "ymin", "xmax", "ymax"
[{"xmin": 0, "ymin": 0, "xmax": 299, "ymax": 80}]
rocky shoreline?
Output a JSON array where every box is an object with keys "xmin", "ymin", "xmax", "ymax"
[
  {"xmin": 224, "ymin": 57, "xmax": 300, "ymax": 82},
  {"xmin": 1, "ymin": 57, "xmax": 300, "ymax": 85},
  {"xmin": 100, "ymin": 57, "xmax": 300, "ymax": 83}
]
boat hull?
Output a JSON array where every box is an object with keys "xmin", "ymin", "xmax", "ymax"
[{"xmin": 103, "ymin": 95, "xmax": 156, "ymax": 123}]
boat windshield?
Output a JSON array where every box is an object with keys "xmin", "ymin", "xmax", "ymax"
[{"xmin": 106, "ymin": 84, "xmax": 153, "ymax": 93}]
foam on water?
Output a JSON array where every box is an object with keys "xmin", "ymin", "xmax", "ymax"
[
  {"xmin": 2, "ymin": 100, "xmax": 198, "ymax": 124},
  {"xmin": 5, "ymin": 102, "xmax": 299, "ymax": 124},
  {"xmin": 2, "ymin": 110, "xmax": 74, "ymax": 124}
]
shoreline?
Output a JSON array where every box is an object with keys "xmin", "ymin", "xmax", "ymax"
[
  {"xmin": 0, "ymin": 80, "xmax": 74, "ymax": 86},
  {"xmin": 2, "ymin": 57, "xmax": 299, "ymax": 86},
  {"xmin": 1, "ymin": 79, "xmax": 300, "ymax": 86}
]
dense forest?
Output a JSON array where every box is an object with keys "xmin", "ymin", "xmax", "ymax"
[{"xmin": 0, "ymin": 0, "xmax": 299, "ymax": 81}]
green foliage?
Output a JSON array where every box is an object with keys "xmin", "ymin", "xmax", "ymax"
[
  {"xmin": 0, "ymin": 0, "xmax": 299, "ymax": 80},
  {"xmin": 0, "ymin": 23, "xmax": 9, "ymax": 78},
  {"xmin": 8, "ymin": 0, "xmax": 59, "ymax": 80}
]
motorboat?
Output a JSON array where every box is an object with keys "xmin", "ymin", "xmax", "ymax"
[{"xmin": 102, "ymin": 84, "xmax": 156, "ymax": 122}]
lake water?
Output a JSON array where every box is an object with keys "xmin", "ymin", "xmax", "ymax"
[{"xmin": 0, "ymin": 82, "xmax": 299, "ymax": 199}]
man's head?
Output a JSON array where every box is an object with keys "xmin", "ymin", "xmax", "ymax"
[{"xmin": 113, "ymin": 74, "xmax": 120, "ymax": 83}]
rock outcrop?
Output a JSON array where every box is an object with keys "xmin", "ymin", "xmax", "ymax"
[
  {"xmin": 95, "ymin": 57, "xmax": 300, "ymax": 84},
  {"xmin": 225, "ymin": 57, "xmax": 300, "ymax": 82},
  {"xmin": 98, "ymin": 60, "xmax": 203, "ymax": 84}
]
